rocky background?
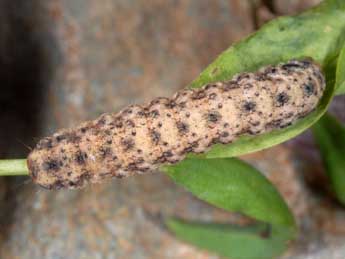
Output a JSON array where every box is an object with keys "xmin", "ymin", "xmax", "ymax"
[{"xmin": 1, "ymin": 0, "xmax": 345, "ymax": 258}]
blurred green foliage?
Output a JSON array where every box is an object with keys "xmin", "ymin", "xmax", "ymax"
[{"xmin": 313, "ymin": 113, "xmax": 345, "ymax": 204}]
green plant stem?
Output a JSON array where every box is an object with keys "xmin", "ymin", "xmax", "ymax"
[{"xmin": 0, "ymin": 159, "xmax": 29, "ymax": 176}]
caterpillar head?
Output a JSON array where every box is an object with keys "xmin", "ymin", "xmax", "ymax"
[
  {"xmin": 27, "ymin": 116, "xmax": 123, "ymax": 190},
  {"xmin": 27, "ymin": 135, "xmax": 91, "ymax": 190}
]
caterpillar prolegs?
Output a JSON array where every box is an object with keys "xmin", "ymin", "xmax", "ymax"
[{"xmin": 27, "ymin": 59, "xmax": 326, "ymax": 190}]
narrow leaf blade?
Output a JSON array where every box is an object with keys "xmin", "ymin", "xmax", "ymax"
[
  {"xmin": 167, "ymin": 219, "xmax": 287, "ymax": 259},
  {"xmin": 312, "ymin": 113, "xmax": 345, "ymax": 204},
  {"xmin": 335, "ymin": 44, "xmax": 345, "ymax": 95},
  {"xmin": 163, "ymin": 157, "xmax": 296, "ymax": 232}
]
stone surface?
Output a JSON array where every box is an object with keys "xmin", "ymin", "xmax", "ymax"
[
  {"xmin": 274, "ymin": 0, "xmax": 322, "ymax": 15},
  {"xmin": 1, "ymin": 0, "xmax": 345, "ymax": 258}
]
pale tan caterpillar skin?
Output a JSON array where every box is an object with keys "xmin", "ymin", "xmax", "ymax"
[{"xmin": 27, "ymin": 59, "xmax": 325, "ymax": 190}]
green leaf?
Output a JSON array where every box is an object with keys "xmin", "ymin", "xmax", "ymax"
[
  {"xmin": 164, "ymin": 158, "xmax": 294, "ymax": 227},
  {"xmin": 163, "ymin": 157, "xmax": 296, "ymax": 258},
  {"xmin": 312, "ymin": 113, "xmax": 345, "ymax": 204},
  {"xmin": 166, "ymin": 220, "xmax": 287, "ymax": 259},
  {"xmin": 189, "ymin": 0, "xmax": 345, "ymax": 89},
  {"xmin": 335, "ymin": 44, "xmax": 345, "ymax": 95},
  {"xmin": 186, "ymin": 0, "xmax": 345, "ymax": 158}
]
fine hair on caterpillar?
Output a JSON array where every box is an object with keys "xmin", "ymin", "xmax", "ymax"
[{"xmin": 27, "ymin": 59, "xmax": 326, "ymax": 190}]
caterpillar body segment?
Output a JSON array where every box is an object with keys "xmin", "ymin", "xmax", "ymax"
[{"xmin": 27, "ymin": 59, "xmax": 326, "ymax": 189}]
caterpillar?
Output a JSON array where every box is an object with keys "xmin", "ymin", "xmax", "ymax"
[{"xmin": 27, "ymin": 59, "xmax": 325, "ymax": 190}]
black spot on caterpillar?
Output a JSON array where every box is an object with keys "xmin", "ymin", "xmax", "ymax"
[{"xmin": 27, "ymin": 59, "xmax": 326, "ymax": 190}]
